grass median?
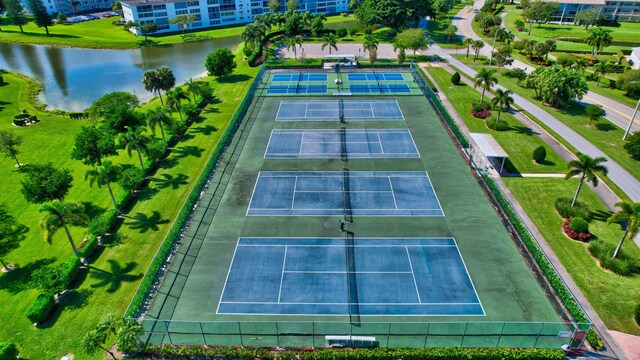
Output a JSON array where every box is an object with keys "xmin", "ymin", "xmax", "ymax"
[{"xmin": 0, "ymin": 50, "xmax": 258, "ymax": 359}]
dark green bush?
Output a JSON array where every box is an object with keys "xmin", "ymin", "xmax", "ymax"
[
  {"xmin": 587, "ymin": 329, "xmax": 603, "ymax": 350},
  {"xmin": 88, "ymin": 210, "xmax": 118, "ymax": 237},
  {"xmin": 624, "ymin": 131, "xmax": 640, "ymax": 160},
  {"xmin": 486, "ymin": 118, "xmax": 510, "ymax": 131},
  {"xmin": 451, "ymin": 71, "xmax": 461, "ymax": 85},
  {"xmin": 32, "ymin": 257, "xmax": 81, "ymax": 293},
  {"xmin": 554, "ymin": 197, "xmax": 591, "ymax": 221},
  {"xmin": 25, "ymin": 292, "xmax": 55, "ymax": 324},
  {"xmin": 589, "ymin": 240, "xmax": 640, "ymax": 276},
  {"xmin": 78, "ymin": 235, "xmax": 99, "ymax": 258},
  {"xmin": 182, "ymin": 103, "xmax": 199, "ymax": 119},
  {"xmin": 532, "ymin": 146, "xmax": 547, "ymax": 163},
  {"xmin": 12, "ymin": 119, "xmax": 26, "ymax": 126},
  {"xmin": 119, "ymin": 166, "xmax": 146, "ymax": 193},
  {"xmin": 0, "ymin": 342, "xmax": 18, "ymax": 360},
  {"xmin": 336, "ymin": 26, "xmax": 348, "ymax": 38},
  {"xmin": 569, "ymin": 217, "xmax": 589, "ymax": 233},
  {"xmin": 472, "ymin": 100, "xmax": 490, "ymax": 112},
  {"xmin": 635, "ymin": 302, "xmax": 640, "ymax": 326}
]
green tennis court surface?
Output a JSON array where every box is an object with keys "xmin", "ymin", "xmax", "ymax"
[{"xmin": 140, "ymin": 69, "xmax": 574, "ymax": 348}]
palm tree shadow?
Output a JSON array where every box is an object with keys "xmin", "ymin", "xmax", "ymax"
[
  {"xmin": 81, "ymin": 201, "xmax": 107, "ymax": 220},
  {"xmin": 172, "ymin": 145, "xmax": 204, "ymax": 158},
  {"xmin": 60, "ymin": 288, "xmax": 94, "ymax": 311},
  {"xmin": 89, "ymin": 260, "xmax": 143, "ymax": 293},
  {"xmin": 135, "ymin": 186, "xmax": 160, "ymax": 202},
  {"xmin": 158, "ymin": 157, "xmax": 180, "ymax": 170},
  {"xmin": 510, "ymin": 125, "xmax": 537, "ymax": 136},
  {"xmin": 123, "ymin": 211, "xmax": 170, "ymax": 233},
  {"xmin": 191, "ymin": 125, "xmax": 218, "ymax": 135},
  {"xmin": 217, "ymin": 74, "xmax": 252, "ymax": 84},
  {"xmin": 591, "ymin": 209, "xmax": 613, "ymax": 223},
  {"xmin": 0, "ymin": 258, "xmax": 56, "ymax": 294},
  {"xmin": 152, "ymin": 173, "xmax": 189, "ymax": 189}
]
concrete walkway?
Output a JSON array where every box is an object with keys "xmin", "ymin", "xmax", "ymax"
[
  {"xmin": 451, "ymin": 2, "xmax": 640, "ymax": 134},
  {"xmin": 277, "ymin": 43, "xmax": 399, "ymax": 59}
]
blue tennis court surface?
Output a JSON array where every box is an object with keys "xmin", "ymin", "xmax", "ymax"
[
  {"xmin": 265, "ymin": 129, "xmax": 420, "ymax": 158},
  {"xmin": 268, "ymin": 85, "xmax": 327, "ymax": 94},
  {"xmin": 347, "ymin": 73, "xmax": 405, "ymax": 81},
  {"xmin": 276, "ymin": 100, "xmax": 404, "ymax": 121},
  {"xmin": 247, "ymin": 171, "xmax": 443, "ymax": 216},
  {"xmin": 272, "ymin": 73, "xmax": 328, "ymax": 82},
  {"xmin": 349, "ymin": 84, "xmax": 411, "ymax": 94},
  {"xmin": 217, "ymin": 237, "xmax": 483, "ymax": 316}
]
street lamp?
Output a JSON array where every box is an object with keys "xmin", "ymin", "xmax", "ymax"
[
  {"xmin": 489, "ymin": 28, "xmax": 505, "ymax": 67},
  {"xmin": 624, "ymin": 81, "xmax": 640, "ymax": 140}
]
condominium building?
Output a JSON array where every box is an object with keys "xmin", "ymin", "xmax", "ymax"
[
  {"xmin": 21, "ymin": 0, "xmax": 114, "ymax": 15},
  {"xmin": 120, "ymin": 0, "xmax": 349, "ymax": 34},
  {"xmin": 545, "ymin": 0, "xmax": 640, "ymax": 23}
]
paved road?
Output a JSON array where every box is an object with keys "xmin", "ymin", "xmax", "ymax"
[{"xmin": 451, "ymin": 3, "xmax": 640, "ymax": 134}]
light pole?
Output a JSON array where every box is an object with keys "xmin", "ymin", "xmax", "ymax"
[
  {"xmin": 624, "ymin": 81, "xmax": 640, "ymax": 140},
  {"xmin": 489, "ymin": 28, "xmax": 505, "ymax": 67}
]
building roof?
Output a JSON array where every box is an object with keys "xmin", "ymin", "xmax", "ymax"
[
  {"xmin": 543, "ymin": 0, "xmax": 605, "ymax": 4},
  {"xmin": 122, "ymin": 0, "xmax": 185, "ymax": 6},
  {"xmin": 470, "ymin": 133, "xmax": 508, "ymax": 158}
]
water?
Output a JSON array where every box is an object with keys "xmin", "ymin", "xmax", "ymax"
[{"xmin": 0, "ymin": 36, "xmax": 242, "ymax": 111}]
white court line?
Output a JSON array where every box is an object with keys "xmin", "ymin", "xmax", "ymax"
[
  {"xmin": 262, "ymin": 131, "xmax": 275, "ymax": 159},
  {"xmin": 283, "ymin": 270, "xmax": 414, "ymax": 274},
  {"xmin": 220, "ymin": 301, "xmax": 481, "ymax": 306},
  {"xmin": 395, "ymin": 99, "xmax": 406, "ymax": 120},
  {"xmin": 295, "ymin": 190, "xmax": 394, "ymax": 193},
  {"xmin": 238, "ymin": 244, "xmax": 457, "ymax": 248},
  {"xmin": 244, "ymin": 171, "xmax": 263, "ymax": 217},
  {"xmin": 275, "ymin": 101, "xmax": 284, "ymax": 120},
  {"xmin": 277, "ymin": 246, "xmax": 287, "ymax": 303},
  {"xmin": 452, "ymin": 238, "xmax": 486, "ymax": 316},
  {"xmin": 405, "ymin": 246, "xmax": 422, "ymax": 304},
  {"xmin": 388, "ymin": 177, "xmax": 398, "ymax": 210},
  {"xmin": 291, "ymin": 176, "xmax": 298, "ymax": 210},
  {"xmin": 215, "ymin": 238, "xmax": 241, "ymax": 314},
  {"xmin": 376, "ymin": 131, "xmax": 385, "ymax": 154}
]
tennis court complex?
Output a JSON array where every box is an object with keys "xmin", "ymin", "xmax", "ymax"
[
  {"xmin": 218, "ymin": 237, "xmax": 483, "ymax": 316},
  {"xmin": 265, "ymin": 129, "xmax": 420, "ymax": 159},
  {"xmin": 139, "ymin": 69, "xmax": 576, "ymax": 349},
  {"xmin": 276, "ymin": 100, "xmax": 404, "ymax": 121}
]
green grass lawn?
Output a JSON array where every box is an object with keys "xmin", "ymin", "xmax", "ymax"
[
  {"xmin": 504, "ymin": 177, "xmax": 640, "ymax": 335},
  {"xmin": 426, "ymin": 66, "xmax": 566, "ymax": 174},
  {"xmin": 504, "ymin": 10, "xmax": 637, "ymax": 54},
  {"xmin": 428, "ymin": 3, "xmax": 468, "ymax": 49},
  {"xmin": 0, "ymin": 14, "xmax": 354, "ymax": 49},
  {"xmin": 0, "ymin": 50, "xmax": 259, "ymax": 358}
]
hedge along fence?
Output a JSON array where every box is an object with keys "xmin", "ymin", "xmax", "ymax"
[
  {"xmin": 0, "ymin": 342, "xmax": 18, "ymax": 360},
  {"xmin": 125, "ymin": 64, "xmax": 266, "ymax": 318},
  {"xmin": 138, "ymin": 346, "xmax": 565, "ymax": 359}
]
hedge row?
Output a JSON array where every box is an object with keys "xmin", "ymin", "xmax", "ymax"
[
  {"xmin": 25, "ymin": 257, "xmax": 81, "ymax": 323},
  {"xmin": 125, "ymin": 66, "xmax": 265, "ymax": 318},
  {"xmin": 0, "ymin": 342, "xmax": 18, "ymax": 360},
  {"xmin": 139, "ymin": 346, "xmax": 565, "ymax": 359},
  {"xmin": 25, "ymin": 293, "xmax": 56, "ymax": 324}
]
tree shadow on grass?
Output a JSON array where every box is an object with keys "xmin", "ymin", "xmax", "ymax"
[
  {"xmin": 172, "ymin": 145, "xmax": 204, "ymax": 158},
  {"xmin": 510, "ymin": 125, "xmax": 538, "ymax": 136},
  {"xmin": 590, "ymin": 209, "xmax": 613, "ymax": 222},
  {"xmin": 217, "ymin": 74, "xmax": 252, "ymax": 84},
  {"xmin": 201, "ymin": 106, "xmax": 220, "ymax": 115},
  {"xmin": 100, "ymin": 231, "xmax": 127, "ymax": 248},
  {"xmin": 1, "ymin": 29, "xmax": 80, "ymax": 39},
  {"xmin": 191, "ymin": 124, "xmax": 218, "ymax": 136},
  {"xmin": 60, "ymin": 288, "xmax": 94, "ymax": 311},
  {"xmin": 537, "ymin": 159, "xmax": 557, "ymax": 167},
  {"xmin": 89, "ymin": 260, "xmax": 142, "ymax": 293},
  {"xmin": 158, "ymin": 157, "xmax": 180, "ymax": 170},
  {"xmin": 123, "ymin": 211, "xmax": 169, "ymax": 233},
  {"xmin": 81, "ymin": 201, "xmax": 107, "ymax": 220},
  {"xmin": 135, "ymin": 186, "xmax": 160, "ymax": 202},
  {"xmin": 151, "ymin": 173, "xmax": 189, "ymax": 190},
  {"xmin": 0, "ymin": 258, "xmax": 56, "ymax": 294},
  {"xmin": 595, "ymin": 122, "xmax": 617, "ymax": 132}
]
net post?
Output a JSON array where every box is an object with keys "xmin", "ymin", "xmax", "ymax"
[{"xmin": 238, "ymin": 321, "xmax": 244, "ymax": 347}]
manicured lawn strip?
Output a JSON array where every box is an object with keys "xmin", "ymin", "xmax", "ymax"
[
  {"xmin": 426, "ymin": 66, "xmax": 566, "ymax": 174},
  {"xmin": 428, "ymin": 3, "xmax": 468, "ymax": 48},
  {"xmin": 495, "ymin": 74, "xmax": 640, "ymax": 182},
  {"xmin": 503, "ymin": 10, "xmax": 630, "ymax": 54},
  {"xmin": 503, "ymin": 177, "xmax": 640, "ymax": 335},
  {"xmin": 584, "ymin": 80, "xmax": 638, "ymax": 109},
  {"xmin": 0, "ymin": 52, "xmax": 258, "ymax": 358},
  {"xmin": 0, "ymin": 14, "xmax": 353, "ymax": 49}
]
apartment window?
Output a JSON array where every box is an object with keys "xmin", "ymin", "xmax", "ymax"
[
  {"xmin": 222, "ymin": 17, "xmax": 235, "ymax": 22},
  {"xmin": 137, "ymin": 5, "xmax": 152, "ymax": 12},
  {"xmin": 153, "ymin": 4, "xmax": 166, "ymax": 10},
  {"xmin": 192, "ymin": 21, "xmax": 202, "ymax": 27},
  {"xmin": 189, "ymin": 8, "xmax": 200, "ymax": 13},
  {"xmin": 187, "ymin": 1, "xmax": 199, "ymax": 6},
  {"xmin": 210, "ymin": 19, "xmax": 221, "ymax": 25},
  {"xmin": 207, "ymin": 0, "xmax": 219, "ymax": 4},
  {"xmin": 221, "ymin": 10, "xmax": 234, "ymax": 16},
  {"xmin": 155, "ymin": 11, "xmax": 168, "ymax": 17},
  {"xmin": 220, "ymin": 4, "xmax": 235, "ymax": 11},
  {"xmin": 251, "ymin": 8, "xmax": 262, "ymax": 14},
  {"xmin": 175, "ymin": 2, "xmax": 187, "ymax": 9},
  {"xmin": 139, "ymin": 12, "xmax": 154, "ymax": 18},
  {"xmin": 176, "ymin": 9, "xmax": 188, "ymax": 14},
  {"xmin": 251, "ymin": 1, "xmax": 260, "ymax": 6}
]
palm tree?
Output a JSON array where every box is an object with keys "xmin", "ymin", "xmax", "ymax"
[
  {"xmin": 586, "ymin": 27, "xmax": 613, "ymax": 56},
  {"xmin": 490, "ymin": 89, "xmax": 514, "ymax": 126},
  {"xmin": 146, "ymin": 107, "xmax": 173, "ymax": 143},
  {"xmin": 608, "ymin": 201, "xmax": 640, "ymax": 258},
  {"xmin": 593, "ymin": 60, "xmax": 611, "ymax": 86},
  {"xmin": 472, "ymin": 40, "xmax": 485, "ymax": 61},
  {"xmin": 142, "ymin": 67, "xmax": 175, "ymax": 106},
  {"xmin": 464, "ymin": 38, "xmax": 474, "ymax": 58},
  {"xmin": 166, "ymin": 87, "xmax": 190, "ymax": 121},
  {"xmin": 116, "ymin": 320, "xmax": 144, "ymax": 353},
  {"xmin": 85, "ymin": 160, "xmax": 122, "ymax": 212},
  {"xmin": 119, "ymin": 126, "xmax": 151, "ymax": 170},
  {"xmin": 242, "ymin": 22, "xmax": 266, "ymax": 49},
  {"xmin": 321, "ymin": 33, "xmax": 338, "ymax": 55},
  {"xmin": 285, "ymin": 36, "xmax": 301, "ymax": 60},
  {"xmin": 393, "ymin": 38, "xmax": 407, "ymax": 62},
  {"xmin": 363, "ymin": 34, "xmax": 379, "ymax": 63},
  {"xmin": 185, "ymin": 78, "xmax": 201, "ymax": 103},
  {"xmin": 39, "ymin": 201, "xmax": 89, "ymax": 258},
  {"xmin": 474, "ymin": 68, "xmax": 498, "ymax": 103},
  {"xmin": 564, "ymin": 152, "xmax": 608, "ymax": 207},
  {"xmin": 573, "ymin": 57, "xmax": 588, "ymax": 74},
  {"xmin": 445, "ymin": 24, "xmax": 458, "ymax": 43},
  {"xmin": 82, "ymin": 330, "xmax": 116, "ymax": 359}
]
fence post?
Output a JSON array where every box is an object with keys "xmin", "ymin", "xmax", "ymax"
[
  {"xmin": 200, "ymin": 321, "xmax": 206, "ymax": 345},
  {"xmin": 424, "ymin": 323, "xmax": 431, "ymax": 348},
  {"xmin": 387, "ymin": 323, "xmax": 391, "ymax": 347},
  {"xmin": 534, "ymin": 322, "xmax": 544, "ymax": 348},
  {"xmin": 276, "ymin": 321, "xmax": 280, "ymax": 347},
  {"xmin": 498, "ymin": 322, "xmax": 506, "ymax": 347},
  {"xmin": 238, "ymin": 321, "xmax": 243, "ymax": 347},
  {"xmin": 461, "ymin": 322, "xmax": 468, "ymax": 347},
  {"xmin": 312, "ymin": 322, "xmax": 316, "ymax": 348}
]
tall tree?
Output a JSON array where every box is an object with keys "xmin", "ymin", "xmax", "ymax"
[
  {"xmin": 564, "ymin": 152, "xmax": 608, "ymax": 207},
  {"xmin": 522, "ymin": 1, "xmax": 558, "ymax": 31},
  {"xmin": 593, "ymin": 60, "xmax": 611, "ymax": 85},
  {"xmin": 285, "ymin": 35, "xmax": 303, "ymax": 60},
  {"xmin": 396, "ymin": 28, "xmax": 428, "ymax": 58},
  {"xmin": 355, "ymin": 0, "xmax": 433, "ymax": 31},
  {"xmin": 607, "ymin": 201, "xmax": 640, "ymax": 259},
  {"xmin": 474, "ymin": 68, "xmax": 498, "ymax": 103},
  {"xmin": 0, "ymin": 130, "xmax": 23, "ymax": 167},
  {"xmin": 310, "ymin": 15, "xmax": 326, "ymax": 37},
  {"xmin": 205, "ymin": 48, "xmax": 237, "ymax": 78},
  {"xmin": 586, "ymin": 27, "xmax": 613, "ymax": 56},
  {"xmin": 185, "ymin": 78, "xmax": 201, "ymax": 103},
  {"xmin": 5, "ymin": 0, "xmax": 27, "ymax": 33},
  {"xmin": 585, "ymin": 104, "xmax": 605, "ymax": 127},
  {"xmin": 363, "ymin": 34, "xmax": 379, "ymax": 63},
  {"xmin": 286, "ymin": 0, "xmax": 298, "ymax": 12},
  {"xmin": 70, "ymin": 126, "xmax": 118, "ymax": 166},
  {"xmin": 165, "ymin": 87, "xmax": 190, "ymax": 121},
  {"xmin": 464, "ymin": 37, "xmax": 474, "ymax": 58},
  {"xmin": 472, "ymin": 40, "xmax": 485, "ymax": 61},
  {"xmin": 116, "ymin": 320, "xmax": 144, "ymax": 353},
  {"xmin": 321, "ymin": 33, "xmax": 338, "ymax": 55},
  {"xmin": 21, "ymin": 163, "xmax": 73, "ymax": 204},
  {"xmin": 169, "ymin": 14, "xmax": 198, "ymax": 35},
  {"xmin": 119, "ymin": 126, "xmax": 151, "ymax": 170},
  {"xmin": 85, "ymin": 160, "xmax": 122, "ymax": 212},
  {"xmin": 490, "ymin": 88, "xmax": 514, "ymax": 126},
  {"xmin": 574, "ymin": 7, "xmax": 604, "ymax": 29},
  {"xmin": 242, "ymin": 22, "xmax": 266, "ymax": 49},
  {"xmin": 142, "ymin": 66, "xmax": 175, "ymax": 105},
  {"xmin": 82, "ymin": 314, "xmax": 121, "ymax": 359},
  {"xmin": 39, "ymin": 201, "xmax": 89, "ymax": 258},
  {"xmin": 445, "ymin": 24, "xmax": 458, "ymax": 43},
  {"xmin": 146, "ymin": 107, "xmax": 173, "ymax": 143},
  {"xmin": 0, "ymin": 205, "xmax": 25, "ymax": 271},
  {"xmin": 26, "ymin": 0, "xmax": 52, "ymax": 35},
  {"xmin": 268, "ymin": 0, "xmax": 281, "ymax": 13}
]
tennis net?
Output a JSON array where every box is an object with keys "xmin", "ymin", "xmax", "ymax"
[
  {"xmin": 340, "ymin": 126, "xmax": 348, "ymax": 163},
  {"xmin": 344, "ymin": 230, "xmax": 359, "ymax": 323}
]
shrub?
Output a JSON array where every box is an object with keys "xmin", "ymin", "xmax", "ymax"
[
  {"xmin": 569, "ymin": 217, "xmax": 589, "ymax": 233},
  {"xmin": 205, "ymin": 48, "xmax": 237, "ymax": 78},
  {"xmin": 88, "ymin": 210, "xmax": 117, "ymax": 237},
  {"xmin": 471, "ymin": 107, "xmax": 492, "ymax": 119},
  {"xmin": 78, "ymin": 235, "xmax": 99, "ymax": 258},
  {"xmin": 348, "ymin": 27, "xmax": 357, "ymax": 37},
  {"xmin": 336, "ymin": 26, "xmax": 348, "ymax": 38},
  {"xmin": 486, "ymin": 118, "xmax": 510, "ymax": 131},
  {"xmin": 32, "ymin": 257, "xmax": 81, "ymax": 293},
  {"xmin": 12, "ymin": 119, "xmax": 26, "ymax": 126},
  {"xmin": 0, "ymin": 342, "xmax": 18, "ymax": 360},
  {"xmin": 451, "ymin": 71, "xmax": 461, "ymax": 85},
  {"xmin": 589, "ymin": 240, "xmax": 640, "ymax": 276},
  {"xmin": 119, "ymin": 166, "xmax": 146, "ymax": 193},
  {"xmin": 636, "ymin": 302, "xmax": 640, "ymax": 326},
  {"xmin": 182, "ymin": 103, "xmax": 199, "ymax": 119},
  {"xmin": 624, "ymin": 131, "xmax": 640, "ymax": 160},
  {"xmin": 532, "ymin": 146, "xmax": 547, "ymax": 163},
  {"xmin": 554, "ymin": 197, "xmax": 591, "ymax": 220},
  {"xmin": 25, "ymin": 292, "xmax": 56, "ymax": 324},
  {"xmin": 562, "ymin": 217, "xmax": 592, "ymax": 242},
  {"xmin": 587, "ymin": 329, "xmax": 604, "ymax": 351}
]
